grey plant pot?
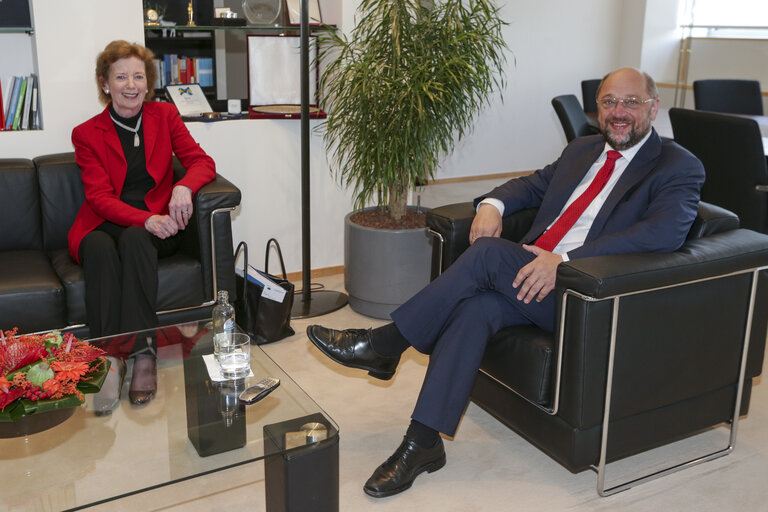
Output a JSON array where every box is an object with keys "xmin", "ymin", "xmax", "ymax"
[{"xmin": 344, "ymin": 207, "xmax": 434, "ymax": 319}]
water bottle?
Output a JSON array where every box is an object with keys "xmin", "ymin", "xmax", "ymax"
[{"xmin": 212, "ymin": 290, "xmax": 235, "ymax": 361}]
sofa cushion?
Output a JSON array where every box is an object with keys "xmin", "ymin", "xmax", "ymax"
[
  {"xmin": 0, "ymin": 251, "xmax": 66, "ymax": 333},
  {"xmin": 50, "ymin": 249, "xmax": 206, "ymax": 325},
  {"xmin": 35, "ymin": 153, "xmax": 85, "ymax": 252},
  {"xmin": 480, "ymin": 325, "xmax": 555, "ymax": 407},
  {"xmin": 0, "ymin": 160, "xmax": 42, "ymax": 251}
]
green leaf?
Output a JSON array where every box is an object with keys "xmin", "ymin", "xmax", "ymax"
[
  {"xmin": 0, "ymin": 357, "xmax": 110, "ymax": 422},
  {"xmin": 78, "ymin": 357, "xmax": 111, "ymax": 394},
  {"xmin": 317, "ymin": 0, "xmax": 509, "ymax": 217},
  {"xmin": 21, "ymin": 394, "xmax": 84, "ymax": 416}
]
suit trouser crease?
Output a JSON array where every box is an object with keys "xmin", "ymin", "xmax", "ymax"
[{"xmin": 390, "ymin": 238, "xmax": 555, "ymax": 436}]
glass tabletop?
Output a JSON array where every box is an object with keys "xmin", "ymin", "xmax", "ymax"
[{"xmin": 0, "ymin": 320, "xmax": 337, "ymax": 511}]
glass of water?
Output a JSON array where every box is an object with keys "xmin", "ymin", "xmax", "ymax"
[{"xmin": 217, "ymin": 332, "xmax": 251, "ymax": 379}]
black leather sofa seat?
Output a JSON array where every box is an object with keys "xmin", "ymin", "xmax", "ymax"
[{"xmin": 0, "ymin": 153, "xmax": 241, "ymax": 335}]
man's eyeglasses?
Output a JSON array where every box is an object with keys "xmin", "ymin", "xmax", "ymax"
[{"xmin": 598, "ymin": 97, "xmax": 655, "ymax": 110}]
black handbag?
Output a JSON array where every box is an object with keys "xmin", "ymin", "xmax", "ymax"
[{"xmin": 234, "ymin": 239, "xmax": 295, "ymax": 345}]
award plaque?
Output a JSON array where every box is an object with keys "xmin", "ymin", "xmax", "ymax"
[{"xmin": 246, "ymin": 35, "xmax": 326, "ymax": 119}]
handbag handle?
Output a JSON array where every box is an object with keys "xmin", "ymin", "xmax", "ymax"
[
  {"xmin": 235, "ymin": 240, "xmax": 248, "ymax": 311},
  {"xmin": 264, "ymin": 238, "xmax": 288, "ymax": 280}
]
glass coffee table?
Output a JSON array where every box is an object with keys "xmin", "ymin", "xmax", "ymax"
[{"xmin": 0, "ymin": 321, "xmax": 338, "ymax": 511}]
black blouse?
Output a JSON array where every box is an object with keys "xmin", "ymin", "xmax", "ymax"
[{"xmin": 109, "ymin": 104, "xmax": 155, "ymax": 211}]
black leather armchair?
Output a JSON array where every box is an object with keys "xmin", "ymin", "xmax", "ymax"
[
  {"xmin": 581, "ymin": 78, "xmax": 602, "ymax": 114},
  {"xmin": 426, "ymin": 201, "xmax": 768, "ymax": 495},
  {"xmin": 693, "ymin": 79, "xmax": 764, "ymax": 116},
  {"xmin": 551, "ymin": 95, "xmax": 600, "ymax": 143},
  {"xmin": 669, "ymin": 107, "xmax": 768, "ymax": 234},
  {"xmin": 0, "ymin": 152, "xmax": 241, "ymax": 336}
]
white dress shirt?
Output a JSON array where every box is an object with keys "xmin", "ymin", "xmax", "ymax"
[{"xmin": 480, "ymin": 131, "xmax": 652, "ymax": 260}]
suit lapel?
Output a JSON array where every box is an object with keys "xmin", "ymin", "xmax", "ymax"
[
  {"xmin": 586, "ymin": 129, "xmax": 662, "ymax": 240},
  {"xmin": 550, "ymin": 141, "xmax": 605, "ymax": 209},
  {"xmin": 142, "ymin": 103, "xmax": 163, "ymax": 185}
]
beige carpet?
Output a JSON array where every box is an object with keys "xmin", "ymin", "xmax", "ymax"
[{"xmin": 95, "ymin": 271, "xmax": 768, "ymax": 512}]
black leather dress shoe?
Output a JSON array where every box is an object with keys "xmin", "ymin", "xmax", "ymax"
[
  {"xmin": 306, "ymin": 325, "xmax": 400, "ymax": 380},
  {"xmin": 364, "ymin": 436, "xmax": 446, "ymax": 498}
]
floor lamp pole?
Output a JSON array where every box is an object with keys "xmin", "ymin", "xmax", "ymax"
[{"xmin": 291, "ymin": 0, "xmax": 348, "ymax": 319}]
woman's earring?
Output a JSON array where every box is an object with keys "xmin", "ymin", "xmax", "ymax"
[{"xmin": 104, "ymin": 89, "xmax": 109, "ymax": 94}]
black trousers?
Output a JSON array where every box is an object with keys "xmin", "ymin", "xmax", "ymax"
[{"xmin": 79, "ymin": 222, "xmax": 180, "ymax": 338}]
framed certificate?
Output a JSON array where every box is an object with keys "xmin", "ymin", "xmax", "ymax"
[
  {"xmin": 164, "ymin": 83, "xmax": 213, "ymax": 117},
  {"xmin": 246, "ymin": 35, "xmax": 325, "ymax": 119},
  {"xmin": 285, "ymin": 0, "xmax": 322, "ymax": 25}
]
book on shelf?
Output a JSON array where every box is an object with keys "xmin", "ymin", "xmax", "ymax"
[
  {"xmin": 12, "ymin": 76, "xmax": 27, "ymax": 130},
  {"xmin": 153, "ymin": 55, "xmax": 213, "ymax": 90},
  {"xmin": 5, "ymin": 76, "xmax": 20, "ymax": 130},
  {"xmin": 1, "ymin": 75, "xmax": 41, "ymax": 131},
  {"xmin": 153, "ymin": 59, "xmax": 163, "ymax": 90},
  {"xmin": 179, "ymin": 57, "xmax": 188, "ymax": 84},
  {"xmin": 0, "ymin": 78, "xmax": 4, "ymax": 131},
  {"xmin": 163, "ymin": 54, "xmax": 172, "ymax": 87},
  {"xmin": 197, "ymin": 58, "xmax": 213, "ymax": 88},
  {"xmin": 20, "ymin": 74, "xmax": 35, "ymax": 130},
  {"xmin": 30, "ymin": 81, "xmax": 39, "ymax": 130}
]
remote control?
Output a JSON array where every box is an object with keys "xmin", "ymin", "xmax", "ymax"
[{"xmin": 239, "ymin": 377, "xmax": 280, "ymax": 404}]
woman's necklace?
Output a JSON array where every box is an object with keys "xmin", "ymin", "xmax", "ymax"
[{"xmin": 110, "ymin": 113, "xmax": 143, "ymax": 147}]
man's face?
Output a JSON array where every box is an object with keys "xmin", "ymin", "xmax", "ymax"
[{"xmin": 597, "ymin": 69, "xmax": 659, "ymax": 151}]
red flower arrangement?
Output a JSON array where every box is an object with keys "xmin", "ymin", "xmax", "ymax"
[{"xmin": 0, "ymin": 328, "xmax": 110, "ymax": 422}]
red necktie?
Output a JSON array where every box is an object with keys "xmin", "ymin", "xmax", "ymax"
[{"xmin": 534, "ymin": 150, "xmax": 622, "ymax": 252}]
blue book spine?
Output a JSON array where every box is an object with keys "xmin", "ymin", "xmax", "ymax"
[
  {"xmin": 198, "ymin": 58, "xmax": 213, "ymax": 88},
  {"xmin": 5, "ymin": 76, "xmax": 20, "ymax": 130},
  {"xmin": 163, "ymin": 54, "xmax": 172, "ymax": 87}
]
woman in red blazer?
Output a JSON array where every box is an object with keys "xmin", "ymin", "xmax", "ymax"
[{"xmin": 69, "ymin": 40, "xmax": 215, "ymax": 409}]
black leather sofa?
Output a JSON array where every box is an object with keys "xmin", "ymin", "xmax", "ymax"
[
  {"xmin": 0, "ymin": 152, "xmax": 241, "ymax": 336},
  {"xmin": 427, "ymin": 201, "xmax": 768, "ymax": 494}
]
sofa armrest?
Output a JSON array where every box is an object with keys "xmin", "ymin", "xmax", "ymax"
[
  {"xmin": 553, "ymin": 228, "xmax": 768, "ymax": 430},
  {"xmin": 426, "ymin": 202, "xmax": 538, "ymax": 277},
  {"xmin": 183, "ymin": 174, "xmax": 242, "ymax": 301},
  {"xmin": 686, "ymin": 201, "xmax": 740, "ymax": 240},
  {"xmin": 556, "ymin": 229, "xmax": 768, "ymax": 300}
]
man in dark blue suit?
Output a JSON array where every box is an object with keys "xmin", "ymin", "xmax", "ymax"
[{"xmin": 307, "ymin": 68, "xmax": 705, "ymax": 497}]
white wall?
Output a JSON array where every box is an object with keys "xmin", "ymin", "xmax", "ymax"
[
  {"xmin": 638, "ymin": 0, "xmax": 684, "ymax": 83},
  {"xmin": 2, "ymin": 0, "xmax": 645, "ymax": 273},
  {"xmin": 2, "ymin": 0, "xmax": 144, "ymax": 155},
  {"xmin": 434, "ymin": 0, "xmax": 626, "ymax": 179}
]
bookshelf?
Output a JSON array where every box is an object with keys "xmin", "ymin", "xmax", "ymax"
[
  {"xmin": 144, "ymin": 24, "xmax": 333, "ymax": 105},
  {"xmin": 144, "ymin": 28, "xmax": 217, "ymax": 100},
  {"xmin": 0, "ymin": 7, "xmax": 40, "ymax": 133}
]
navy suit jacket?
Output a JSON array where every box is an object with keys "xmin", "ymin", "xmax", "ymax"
[{"xmin": 475, "ymin": 129, "xmax": 705, "ymax": 259}]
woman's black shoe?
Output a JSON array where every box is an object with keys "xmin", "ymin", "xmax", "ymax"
[
  {"xmin": 306, "ymin": 325, "xmax": 400, "ymax": 380},
  {"xmin": 128, "ymin": 354, "xmax": 157, "ymax": 405},
  {"xmin": 364, "ymin": 436, "xmax": 446, "ymax": 498}
]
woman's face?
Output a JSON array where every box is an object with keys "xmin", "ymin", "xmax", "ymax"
[{"xmin": 101, "ymin": 56, "xmax": 148, "ymax": 118}]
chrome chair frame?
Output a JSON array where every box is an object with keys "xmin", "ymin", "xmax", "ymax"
[{"xmin": 584, "ymin": 266, "xmax": 765, "ymax": 495}]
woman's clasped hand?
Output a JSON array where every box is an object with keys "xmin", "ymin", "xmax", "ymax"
[{"xmin": 144, "ymin": 185, "xmax": 194, "ymax": 239}]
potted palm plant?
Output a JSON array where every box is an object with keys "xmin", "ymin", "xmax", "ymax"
[{"xmin": 318, "ymin": 0, "xmax": 507, "ymax": 318}]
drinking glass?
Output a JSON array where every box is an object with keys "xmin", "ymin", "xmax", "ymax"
[{"xmin": 217, "ymin": 332, "xmax": 251, "ymax": 379}]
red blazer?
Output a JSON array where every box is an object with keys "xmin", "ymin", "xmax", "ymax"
[{"xmin": 68, "ymin": 101, "xmax": 216, "ymax": 262}]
